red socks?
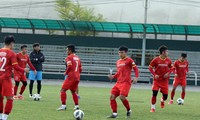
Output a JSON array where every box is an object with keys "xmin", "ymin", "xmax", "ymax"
[
  {"xmin": 110, "ymin": 100, "xmax": 117, "ymax": 113},
  {"xmin": 151, "ymin": 96, "xmax": 156, "ymax": 104},
  {"xmin": 122, "ymin": 99, "xmax": 130, "ymax": 111},
  {"xmin": 60, "ymin": 92, "xmax": 66, "ymax": 105},
  {"xmin": 72, "ymin": 93, "xmax": 79, "ymax": 105},
  {"xmin": 14, "ymin": 86, "xmax": 18, "ymax": 96},
  {"xmin": 0, "ymin": 97, "xmax": 3, "ymax": 113},
  {"xmin": 181, "ymin": 91, "xmax": 185, "ymax": 99},
  {"xmin": 171, "ymin": 90, "xmax": 175, "ymax": 100},
  {"xmin": 19, "ymin": 85, "xmax": 26, "ymax": 95},
  {"xmin": 4, "ymin": 99, "xmax": 13, "ymax": 115}
]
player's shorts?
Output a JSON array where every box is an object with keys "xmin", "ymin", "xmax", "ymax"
[
  {"xmin": 28, "ymin": 71, "xmax": 42, "ymax": 81},
  {"xmin": 111, "ymin": 82, "xmax": 131, "ymax": 97},
  {"xmin": 14, "ymin": 73, "xmax": 27, "ymax": 82},
  {"xmin": 0, "ymin": 78, "xmax": 13, "ymax": 96},
  {"xmin": 62, "ymin": 79, "xmax": 79, "ymax": 91},
  {"xmin": 173, "ymin": 78, "xmax": 186, "ymax": 87},
  {"xmin": 152, "ymin": 80, "xmax": 168, "ymax": 95}
]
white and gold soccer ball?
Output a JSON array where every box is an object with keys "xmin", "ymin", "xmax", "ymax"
[
  {"xmin": 73, "ymin": 110, "xmax": 84, "ymax": 120},
  {"xmin": 177, "ymin": 98, "xmax": 184, "ymax": 105}
]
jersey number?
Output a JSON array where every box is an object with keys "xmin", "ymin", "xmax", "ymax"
[
  {"xmin": 0, "ymin": 57, "xmax": 6, "ymax": 71},
  {"xmin": 75, "ymin": 61, "xmax": 78, "ymax": 72}
]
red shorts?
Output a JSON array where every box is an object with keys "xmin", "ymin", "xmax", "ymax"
[
  {"xmin": 152, "ymin": 80, "xmax": 169, "ymax": 94},
  {"xmin": 111, "ymin": 82, "xmax": 131, "ymax": 97},
  {"xmin": 173, "ymin": 78, "xmax": 186, "ymax": 87},
  {"xmin": 0, "ymin": 79, "xmax": 13, "ymax": 96},
  {"xmin": 62, "ymin": 79, "xmax": 79, "ymax": 91},
  {"xmin": 14, "ymin": 74, "xmax": 27, "ymax": 82}
]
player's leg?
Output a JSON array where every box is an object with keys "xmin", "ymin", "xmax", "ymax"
[
  {"xmin": 70, "ymin": 81, "xmax": 80, "ymax": 110},
  {"xmin": 4, "ymin": 96, "xmax": 13, "ymax": 120},
  {"xmin": 119, "ymin": 82, "xmax": 132, "ymax": 118},
  {"xmin": 2, "ymin": 79, "xmax": 14, "ymax": 120},
  {"xmin": 29, "ymin": 80, "xmax": 34, "ymax": 97},
  {"xmin": 0, "ymin": 94, "xmax": 3, "ymax": 120},
  {"xmin": 36, "ymin": 71, "xmax": 42, "ymax": 98},
  {"xmin": 169, "ymin": 78, "xmax": 179, "ymax": 104},
  {"xmin": 76, "ymin": 87, "xmax": 80, "ymax": 99},
  {"xmin": 107, "ymin": 84, "xmax": 119, "ymax": 118},
  {"xmin": 151, "ymin": 90, "xmax": 158, "ymax": 112},
  {"xmin": 28, "ymin": 70, "xmax": 36, "ymax": 97},
  {"xmin": 0, "ymin": 82, "xmax": 3, "ymax": 120},
  {"xmin": 168, "ymin": 86, "xmax": 177, "ymax": 104},
  {"xmin": 13, "ymin": 81, "xmax": 20, "ymax": 99},
  {"xmin": 18, "ymin": 80, "xmax": 27, "ymax": 100},
  {"xmin": 181, "ymin": 79, "xmax": 186, "ymax": 104},
  {"xmin": 57, "ymin": 88, "xmax": 67, "ymax": 111},
  {"xmin": 36, "ymin": 80, "xmax": 41, "ymax": 96},
  {"xmin": 160, "ymin": 85, "xmax": 169, "ymax": 108},
  {"xmin": 57, "ymin": 79, "xmax": 71, "ymax": 111},
  {"xmin": 181, "ymin": 86, "xmax": 186, "ymax": 104}
]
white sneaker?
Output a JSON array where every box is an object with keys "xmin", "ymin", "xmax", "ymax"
[
  {"xmin": 74, "ymin": 105, "xmax": 79, "ymax": 110},
  {"xmin": 0, "ymin": 113, "xmax": 3, "ymax": 120},
  {"xmin": 3, "ymin": 114, "xmax": 8, "ymax": 120},
  {"xmin": 56, "ymin": 105, "xmax": 66, "ymax": 111}
]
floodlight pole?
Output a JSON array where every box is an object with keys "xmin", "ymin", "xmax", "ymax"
[{"xmin": 141, "ymin": 0, "xmax": 148, "ymax": 66}]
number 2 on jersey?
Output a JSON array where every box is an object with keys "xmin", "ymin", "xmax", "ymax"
[{"xmin": 0, "ymin": 57, "xmax": 6, "ymax": 71}]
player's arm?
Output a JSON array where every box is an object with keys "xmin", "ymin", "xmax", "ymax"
[
  {"xmin": 39, "ymin": 53, "xmax": 45, "ymax": 63},
  {"xmin": 131, "ymin": 60, "xmax": 139, "ymax": 84},
  {"xmin": 79, "ymin": 60, "xmax": 82, "ymax": 73},
  {"xmin": 149, "ymin": 58, "xmax": 159, "ymax": 79},
  {"xmin": 27, "ymin": 57, "xmax": 36, "ymax": 71},
  {"xmin": 66, "ymin": 57, "xmax": 72, "ymax": 74}
]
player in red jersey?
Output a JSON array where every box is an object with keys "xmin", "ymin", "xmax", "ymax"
[
  {"xmin": 0, "ymin": 35, "xmax": 29, "ymax": 120},
  {"xmin": 168, "ymin": 53, "xmax": 189, "ymax": 105},
  {"xmin": 107, "ymin": 46, "xmax": 139, "ymax": 118},
  {"xmin": 13, "ymin": 45, "xmax": 36, "ymax": 100},
  {"xmin": 149, "ymin": 45, "xmax": 173, "ymax": 113},
  {"xmin": 57, "ymin": 44, "xmax": 82, "ymax": 111}
]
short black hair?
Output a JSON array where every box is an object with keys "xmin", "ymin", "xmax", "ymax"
[
  {"xmin": 181, "ymin": 53, "xmax": 187, "ymax": 58},
  {"xmin": 67, "ymin": 44, "xmax": 75, "ymax": 53},
  {"xmin": 159, "ymin": 45, "xmax": 168, "ymax": 54},
  {"xmin": 33, "ymin": 43, "xmax": 40, "ymax": 48},
  {"xmin": 119, "ymin": 45, "xmax": 128, "ymax": 52},
  {"xmin": 4, "ymin": 35, "xmax": 15, "ymax": 45},
  {"xmin": 21, "ymin": 45, "xmax": 27, "ymax": 50}
]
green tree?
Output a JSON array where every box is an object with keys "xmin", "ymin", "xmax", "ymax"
[{"xmin": 55, "ymin": 0, "xmax": 106, "ymax": 36}]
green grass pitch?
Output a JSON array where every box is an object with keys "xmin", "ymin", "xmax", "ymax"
[{"xmin": 9, "ymin": 85, "xmax": 200, "ymax": 120}]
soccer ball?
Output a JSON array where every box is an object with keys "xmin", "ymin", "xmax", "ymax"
[
  {"xmin": 177, "ymin": 98, "xmax": 184, "ymax": 105},
  {"xmin": 73, "ymin": 110, "xmax": 84, "ymax": 120},
  {"xmin": 32, "ymin": 94, "xmax": 40, "ymax": 101}
]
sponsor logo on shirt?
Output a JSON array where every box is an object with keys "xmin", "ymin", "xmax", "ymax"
[
  {"xmin": 179, "ymin": 65, "xmax": 187, "ymax": 68},
  {"xmin": 21, "ymin": 58, "xmax": 27, "ymax": 62},
  {"xmin": 158, "ymin": 64, "xmax": 168, "ymax": 67},
  {"xmin": 0, "ymin": 52, "xmax": 7, "ymax": 57},
  {"xmin": 117, "ymin": 63, "xmax": 126, "ymax": 67}
]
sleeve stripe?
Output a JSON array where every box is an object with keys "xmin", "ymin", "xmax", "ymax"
[{"xmin": 12, "ymin": 62, "xmax": 18, "ymax": 65}]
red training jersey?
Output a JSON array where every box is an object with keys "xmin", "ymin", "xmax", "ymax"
[
  {"xmin": 0, "ymin": 48, "xmax": 18, "ymax": 79},
  {"xmin": 65, "ymin": 54, "xmax": 82, "ymax": 81},
  {"xmin": 14, "ymin": 52, "xmax": 35, "ymax": 75},
  {"xmin": 113, "ymin": 57, "xmax": 139, "ymax": 84},
  {"xmin": 149, "ymin": 56, "xmax": 172, "ymax": 79},
  {"xmin": 173, "ymin": 59, "xmax": 189, "ymax": 79}
]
